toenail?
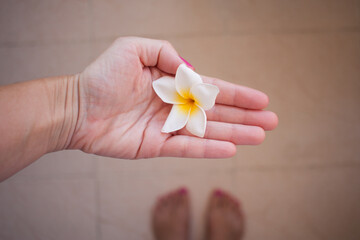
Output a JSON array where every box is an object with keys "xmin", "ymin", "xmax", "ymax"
[
  {"xmin": 215, "ymin": 189, "xmax": 223, "ymax": 196},
  {"xmin": 179, "ymin": 187, "xmax": 188, "ymax": 195}
]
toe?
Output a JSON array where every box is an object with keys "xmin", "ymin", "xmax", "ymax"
[
  {"xmin": 152, "ymin": 188, "xmax": 191, "ymax": 240},
  {"xmin": 176, "ymin": 187, "xmax": 191, "ymax": 223},
  {"xmin": 213, "ymin": 188, "xmax": 225, "ymax": 208},
  {"xmin": 167, "ymin": 190, "xmax": 179, "ymax": 210},
  {"xmin": 175, "ymin": 187, "xmax": 190, "ymax": 210},
  {"xmin": 178, "ymin": 187, "xmax": 190, "ymax": 208},
  {"xmin": 222, "ymin": 191, "xmax": 242, "ymax": 215},
  {"xmin": 228, "ymin": 193, "xmax": 241, "ymax": 211}
]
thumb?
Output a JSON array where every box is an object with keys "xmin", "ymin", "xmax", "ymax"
[{"xmin": 135, "ymin": 38, "xmax": 185, "ymax": 74}]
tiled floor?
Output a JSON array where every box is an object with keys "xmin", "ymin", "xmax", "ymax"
[{"xmin": 0, "ymin": 1, "xmax": 360, "ymax": 240}]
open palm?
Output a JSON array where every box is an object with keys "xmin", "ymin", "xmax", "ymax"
[{"xmin": 69, "ymin": 37, "xmax": 278, "ymax": 159}]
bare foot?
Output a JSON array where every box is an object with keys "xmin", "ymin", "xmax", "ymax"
[
  {"xmin": 204, "ymin": 189, "xmax": 244, "ymax": 240},
  {"xmin": 152, "ymin": 187, "xmax": 190, "ymax": 240}
]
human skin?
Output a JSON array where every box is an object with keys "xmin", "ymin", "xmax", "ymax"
[{"xmin": 0, "ymin": 37, "xmax": 278, "ymax": 181}]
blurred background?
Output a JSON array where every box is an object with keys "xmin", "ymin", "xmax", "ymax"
[{"xmin": 0, "ymin": 0, "xmax": 360, "ymax": 239}]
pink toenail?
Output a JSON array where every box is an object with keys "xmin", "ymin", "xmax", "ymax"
[
  {"xmin": 179, "ymin": 187, "xmax": 188, "ymax": 195},
  {"xmin": 215, "ymin": 189, "xmax": 223, "ymax": 196}
]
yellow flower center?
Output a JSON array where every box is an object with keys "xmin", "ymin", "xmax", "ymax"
[
  {"xmin": 176, "ymin": 89, "xmax": 200, "ymax": 115},
  {"xmin": 177, "ymin": 97, "xmax": 200, "ymax": 116}
]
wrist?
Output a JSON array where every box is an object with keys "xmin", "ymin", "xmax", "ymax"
[{"xmin": 46, "ymin": 74, "xmax": 80, "ymax": 152}]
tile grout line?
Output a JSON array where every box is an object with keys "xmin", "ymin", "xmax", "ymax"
[
  {"xmin": 86, "ymin": 1, "xmax": 102, "ymax": 239},
  {"xmin": 94, "ymin": 157, "xmax": 102, "ymax": 240},
  {"xmin": 10, "ymin": 159, "xmax": 360, "ymax": 182}
]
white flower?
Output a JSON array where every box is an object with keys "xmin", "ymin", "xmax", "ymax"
[{"xmin": 152, "ymin": 63, "xmax": 219, "ymax": 137}]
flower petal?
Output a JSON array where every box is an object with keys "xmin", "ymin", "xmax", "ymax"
[
  {"xmin": 186, "ymin": 105, "xmax": 207, "ymax": 137},
  {"xmin": 153, "ymin": 76, "xmax": 188, "ymax": 104},
  {"xmin": 190, "ymin": 83, "xmax": 219, "ymax": 110},
  {"xmin": 175, "ymin": 63, "xmax": 203, "ymax": 99},
  {"xmin": 162, "ymin": 103, "xmax": 192, "ymax": 133}
]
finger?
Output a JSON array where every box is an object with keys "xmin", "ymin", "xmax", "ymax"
[
  {"xmin": 202, "ymin": 76, "xmax": 269, "ymax": 110},
  {"xmin": 206, "ymin": 104, "xmax": 278, "ymax": 131},
  {"xmin": 160, "ymin": 135, "xmax": 236, "ymax": 158},
  {"xmin": 178, "ymin": 121, "xmax": 265, "ymax": 145},
  {"xmin": 135, "ymin": 38, "xmax": 183, "ymax": 74}
]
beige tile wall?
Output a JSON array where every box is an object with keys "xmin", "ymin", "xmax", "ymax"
[{"xmin": 0, "ymin": 0, "xmax": 359, "ymax": 240}]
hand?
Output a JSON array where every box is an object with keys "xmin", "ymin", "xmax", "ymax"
[{"xmin": 68, "ymin": 37, "xmax": 278, "ymax": 159}]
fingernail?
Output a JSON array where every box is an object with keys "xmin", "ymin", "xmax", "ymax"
[
  {"xmin": 179, "ymin": 56, "xmax": 194, "ymax": 69},
  {"xmin": 179, "ymin": 187, "xmax": 188, "ymax": 195}
]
